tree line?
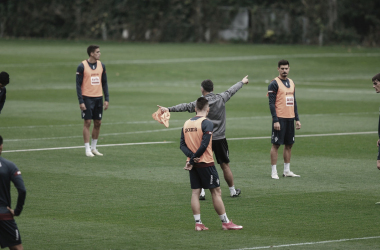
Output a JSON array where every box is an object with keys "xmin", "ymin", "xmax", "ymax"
[{"xmin": 0, "ymin": 0, "xmax": 379, "ymax": 45}]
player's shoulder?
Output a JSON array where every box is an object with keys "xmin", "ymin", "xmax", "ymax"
[
  {"xmin": 268, "ymin": 79, "xmax": 278, "ymax": 89},
  {"xmin": 77, "ymin": 62, "xmax": 85, "ymax": 71},
  {"xmin": 0, "ymin": 157, "xmax": 17, "ymax": 170},
  {"xmin": 202, "ymin": 118, "xmax": 213, "ymax": 126}
]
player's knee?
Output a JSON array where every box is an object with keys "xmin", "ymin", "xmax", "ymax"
[
  {"xmin": 94, "ymin": 120, "xmax": 102, "ymax": 128},
  {"xmin": 192, "ymin": 189, "xmax": 201, "ymax": 196},
  {"xmin": 285, "ymin": 144, "xmax": 293, "ymax": 150},
  {"xmin": 83, "ymin": 120, "xmax": 91, "ymax": 128},
  {"xmin": 9, "ymin": 244, "xmax": 23, "ymax": 250},
  {"xmin": 210, "ymin": 187, "xmax": 222, "ymax": 197},
  {"xmin": 377, "ymin": 161, "xmax": 380, "ymax": 170},
  {"xmin": 220, "ymin": 163, "xmax": 230, "ymax": 171}
]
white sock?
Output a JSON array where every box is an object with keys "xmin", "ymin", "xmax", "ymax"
[
  {"xmin": 200, "ymin": 188, "xmax": 205, "ymax": 196},
  {"xmin": 219, "ymin": 213, "xmax": 230, "ymax": 223},
  {"xmin": 85, "ymin": 143, "xmax": 91, "ymax": 152},
  {"xmin": 194, "ymin": 214, "xmax": 201, "ymax": 223},
  {"xmin": 91, "ymin": 139, "xmax": 98, "ymax": 150},
  {"xmin": 284, "ymin": 163, "xmax": 290, "ymax": 173},
  {"xmin": 229, "ymin": 186, "xmax": 236, "ymax": 196},
  {"xmin": 271, "ymin": 165, "xmax": 277, "ymax": 174}
]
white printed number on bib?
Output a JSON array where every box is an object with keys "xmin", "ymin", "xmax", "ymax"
[
  {"xmin": 286, "ymin": 96, "xmax": 294, "ymax": 106},
  {"xmin": 91, "ymin": 76, "xmax": 100, "ymax": 85}
]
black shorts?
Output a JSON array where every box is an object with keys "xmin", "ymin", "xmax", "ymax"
[
  {"xmin": 377, "ymin": 146, "xmax": 380, "ymax": 160},
  {"xmin": 271, "ymin": 118, "xmax": 295, "ymax": 145},
  {"xmin": 212, "ymin": 138, "xmax": 230, "ymax": 164},
  {"xmin": 0, "ymin": 219, "xmax": 22, "ymax": 248},
  {"xmin": 189, "ymin": 166, "xmax": 220, "ymax": 190},
  {"xmin": 81, "ymin": 96, "xmax": 103, "ymax": 120}
]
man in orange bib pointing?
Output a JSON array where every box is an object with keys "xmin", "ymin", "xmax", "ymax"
[
  {"xmin": 76, "ymin": 45, "xmax": 109, "ymax": 157},
  {"xmin": 267, "ymin": 60, "xmax": 301, "ymax": 179}
]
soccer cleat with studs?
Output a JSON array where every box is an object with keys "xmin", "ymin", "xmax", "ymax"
[
  {"xmin": 222, "ymin": 221, "xmax": 243, "ymax": 230},
  {"xmin": 283, "ymin": 171, "xmax": 300, "ymax": 177},
  {"xmin": 231, "ymin": 188, "xmax": 241, "ymax": 197},
  {"xmin": 91, "ymin": 149, "xmax": 103, "ymax": 156},
  {"xmin": 271, "ymin": 172, "xmax": 279, "ymax": 179},
  {"xmin": 195, "ymin": 223, "xmax": 209, "ymax": 231},
  {"xmin": 86, "ymin": 151, "xmax": 95, "ymax": 157}
]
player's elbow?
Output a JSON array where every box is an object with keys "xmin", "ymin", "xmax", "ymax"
[{"xmin": 18, "ymin": 188, "xmax": 26, "ymax": 196}]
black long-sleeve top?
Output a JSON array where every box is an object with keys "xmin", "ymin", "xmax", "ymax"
[
  {"xmin": 0, "ymin": 87, "xmax": 6, "ymax": 113},
  {"xmin": 0, "ymin": 157, "xmax": 26, "ymax": 217}
]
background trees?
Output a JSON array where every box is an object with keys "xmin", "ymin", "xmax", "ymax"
[{"xmin": 0, "ymin": 0, "xmax": 379, "ymax": 45}]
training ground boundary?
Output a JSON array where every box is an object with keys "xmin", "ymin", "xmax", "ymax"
[
  {"xmin": 231, "ymin": 235, "xmax": 380, "ymax": 250},
  {"xmin": 2, "ymin": 131, "xmax": 376, "ymax": 153}
]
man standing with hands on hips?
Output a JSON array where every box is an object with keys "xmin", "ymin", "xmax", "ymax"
[
  {"xmin": 76, "ymin": 45, "xmax": 109, "ymax": 157},
  {"xmin": 267, "ymin": 60, "xmax": 301, "ymax": 179},
  {"xmin": 0, "ymin": 135, "xmax": 27, "ymax": 250}
]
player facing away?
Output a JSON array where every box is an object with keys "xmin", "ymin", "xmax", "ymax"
[
  {"xmin": 0, "ymin": 71, "xmax": 10, "ymax": 114},
  {"xmin": 159, "ymin": 75, "xmax": 249, "ymax": 199},
  {"xmin": 0, "ymin": 136, "xmax": 27, "ymax": 250},
  {"xmin": 76, "ymin": 45, "xmax": 109, "ymax": 157},
  {"xmin": 267, "ymin": 60, "xmax": 301, "ymax": 179},
  {"xmin": 180, "ymin": 97, "xmax": 243, "ymax": 231}
]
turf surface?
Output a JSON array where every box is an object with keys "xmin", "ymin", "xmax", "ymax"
[{"xmin": 1, "ymin": 39, "xmax": 380, "ymax": 249}]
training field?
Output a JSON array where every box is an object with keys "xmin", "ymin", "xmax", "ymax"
[{"xmin": 1, "ymin": 39, "xmax": 380, "ymax": 249}]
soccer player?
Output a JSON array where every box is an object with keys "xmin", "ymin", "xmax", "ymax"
[
  {"xmin": 0, "ymin": 135, "xmax": 27, "ymax": 250},
  {"xmin": 76, "ymin": 45, "xmax": 109, "ymax": 157},
  {"xmin": 180, "ymin": 97, "xmax": 243, "ymax": 231},
  {"xmin": 267, "ymin": 60, "xmax": 301, "ymax": 179},
  {"xmin": 0, "ymin": 71, "xmax": 10, "ymax": 114},
  {"xmin": 158, "ymin": 75, "xmax": 249, "ymax": 199},
  {"xmin": 372, "ymin": 73, "xmax": 380, "ymax": 170}
]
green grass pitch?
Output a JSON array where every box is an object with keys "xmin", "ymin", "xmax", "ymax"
[{"xmin": 1, "ymin": 39, "xmax": 380, "ymax": 249}]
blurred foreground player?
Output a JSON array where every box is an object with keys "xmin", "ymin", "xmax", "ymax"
[
  {"xmin": 0, "ymin": 136, "xmax": 26, "ymax": 250},
  {"xmin": 267, "ymin": 60, "xmax": 301, "ymax": 179},
  {"xmin": 372, "ymin": 74, "xmax": 380, "ymax": 205},
  {"xmin": 159, "ymin": 76, "xmax": 249, "ymax": 199},
  {"xmin": 180, "ymin": 97, "xmax": 242, "ymax": 231},
  {"xmin": 76, "ymin": 45, "xmax": 109, "ymax": 157},
  {"xmin": 0, "ymin": 72, "xmax": 10, "ymax": 114}
]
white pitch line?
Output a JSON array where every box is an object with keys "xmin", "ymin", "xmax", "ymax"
[
  {"xmin": 4, "ymin": 127, "xmax": 182, "ymax": 142},
  {"xmin": 1, "ymin": 112, "xmax": 377, "ymax": 130},
  {"xmin": 2, "ymin": 52, "xmax": 380, "ymax": 68},
  {"xmin": 228, "ymin": 131, "xmax": 377, "ymax": 141},
  {"xmin": 2, "ymin": 141, "xmax": 174, "ymax": 153},
  {"xmin": 231, "ymin": 235, "xmax": 380, "ymax": 250},
  {"xmin": 2, "ymin": 131, "xmax": 376, "ymax": 153}
]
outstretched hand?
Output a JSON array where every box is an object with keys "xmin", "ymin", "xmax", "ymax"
[
  {"xmin": 157, "ymin": 105, "xmax": 169, "ymax": 114},
  {"xmin": 242, "ymin": 75, "xmax": 249, "ymax": 84}
]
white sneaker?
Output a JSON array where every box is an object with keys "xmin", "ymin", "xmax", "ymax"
[
  {"xmin": 86, "ymin": 151, "xmax": 94, "ymax": 157},
  {"xmin": 91, "ymin": 149, "xmax": 103, "ymax": 156},
  {"xmin": 271, "ymin": 172, "xmax": 279, "ymax": 179},
  {"xmin": 283, "ymin": 171, "xmax": 300, "ymax": 177}
]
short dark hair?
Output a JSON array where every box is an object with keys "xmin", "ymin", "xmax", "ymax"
[
  {"xmin": 0, "ymin": 72, "xmax": 10, "ymax": 86},
  {"xmin": 201, "ymin": 79, "xmax": 213, "ymax": 92},
  {"xmin": 0, "ymin": 135, "xmax": 3, "ymax": 145},
  {"xmin": 196, "ymin": 97, "xmax": 209, "ymax": 111},
  {"xmin": 372, "ymin": 73, "xmax": 380, "ymax": 82},
  {"xmin": 87, "ymin": 45, "xmax": 100, "ymax": 57},
  {"xmin": 278, "ymin": 59, "xmax": 289, "ymax": 68}
]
